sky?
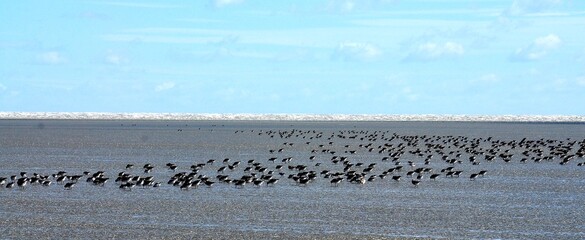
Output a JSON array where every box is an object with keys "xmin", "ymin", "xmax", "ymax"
[{"xmin": 1, "ymin": 0, "xmax": 584, "ymax": 115}]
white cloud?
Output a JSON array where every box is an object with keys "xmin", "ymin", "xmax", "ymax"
[
  {"xmin": 106, "ymin": 55, "xmax": 123, "ymax": 64},
  {"xmin": 212, "ymin": 0, "xmax": 243, "ymax": 8},
  {"xmin": 478, "ymin": 74, "xmax": 500, "ymax": 83},
  {"xmin": 92, "ymin": 1, "xmax": 180, "ymax": 9},
  {"xmin": 333, "ymin": 42, "xmax": 382, "ymax": 61},
  {"xmin": 402, "ymin": 87, "xmax": 419, "ymax": 101},
  {"xmin": 103, "ymin": 26, "xmax": 393, "ymax": 49},
  {"xmin": 155, "ymin": 82, "xmax": 175, "ymax": 92},
  {"xmin": 326, "ymin": 0, "xmax": 355, "ymax": 12},
  {"xmin": 576, "ymin": 48, "xmax": 585, "ymax": 62},
  {"xmin": 269, "ymin": 93, "xmax": 281, "ymax": 101},
  {"xmin": 405, "ymin": 41, "xmax": 464, "ymax": 61},
  {"xmin": 325, "ymin": 0, "xmax": 399, "ymax": 13},
  {"xmin": 507, "ymin": 0, "xmax": 563, "ymax": 16},
  {"xmin": 511, "ymin": 34, "xmax": 561, "ymax": 61},
  {"xmin": 104, "ymin": 51, "xmax": 128, "ymax": 65},
  {"xmin": 215, "ymin": 87, "xmax": 251, "ymax": 101},
  {"xmin": 577, "ymin": 76, "xmax": 585, "ymax": 87},
  {"xmin": 103, "ymin": 34, "xmax": 220, "ymax": 44},
  {"xmin": 534, "ymin": 34, "xmax": 561, "ymax": 49},
  {"xmin": 37, "ymin": 51, "xmax": 67, "ymax": 64}
]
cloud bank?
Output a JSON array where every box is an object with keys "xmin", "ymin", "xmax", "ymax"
[
  {"xmin": 37, "ymin": 51, "xmax": 67, "ymax": 64},
  {"xmin": 511, "ymin": 34, "xmax": 561, "ymax": 61},
  {"xmin": 155, "ymin": 82, "xmax": 175, "ymax": 92},
  {"xmin": 333, "ymin": 42, "xmax": 382, "ymax": 61},
  {"xmin": 405, "ymin": 41, "xmax": 464, "ymax": 61}
]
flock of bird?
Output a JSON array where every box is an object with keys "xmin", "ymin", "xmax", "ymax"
[{"xmin": 1, "ymin": 128, "xmax": 584, "ymax": 192}]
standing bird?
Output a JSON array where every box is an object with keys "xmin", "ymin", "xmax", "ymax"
[
  {"xmin": 411, "ymin": 179, "xmax": 421, "ymax": 187},
  {"xmin": 64, "ymin": 182, "xmax": 76, "ymax": 190},
  {"xmin": 330, "ymin": 178, "xmax": 343, "ymax": 187},
  {"xmin": 16, "ymin": 178, "xmax": 28, "ymax": 188},
  {"xmin": 234, "ymin": 180, "xmax": 246, "ymax": 188},
  {"xmin": 253, "ymin": 179, "xmax": 264, "ymax": 187},
  {"xmin": 204, "ymin": 180, "xmax": 215, "ymax": 187},
  {"xmin": 267, "ymin": 178, "xmax": 279, "ymax": 186},
  {"xmin": 392, "ymin": 175, "xmax": 402, "ymax": 182}
]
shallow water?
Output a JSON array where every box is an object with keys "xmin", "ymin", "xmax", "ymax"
[{"xmin": 1, "ymin": 120, "xmax": 585, "ymax": 239}]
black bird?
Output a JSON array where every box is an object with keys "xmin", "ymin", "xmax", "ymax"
[
  {"xmin": 167, "ymin": 163, "xmax": 177, "ymax": 171},
  {"xmin": 64, "ymin": 182, "xmax": 75, "ymax": 190},
  {"xmin": 392, "ymin": 175, "xmax": 401, "ymax": 182},
  {"xmin": 179, "ymin": 182, "xmax": 191, "ymax": 190},
  {"xmin": 42, "ymin": 180, "xmax": 52, "ymax": 186},
  {"xmin": 204, "ymin": 180, "xmax": 215, "ymax": 187},
  {"xmin": 234, "ymin": 180, "xmax": 246, "ymax": 188},
  {"xmin": 411, "ymin": 179, "xmax": 421, "ymax": 187},
  {"xmin": 120, "ymin": 182, "xmax": 135, "ymax": 191},
  {"xmin": 16, "ymin": 178, "xmax": 28, "ymax": 188},
  {"xmin": 330, "ymin": 177, "xmax": 343, "ymax": 186},
  {"xmin": 267, "ymin": 178, "xmax": 279, "ymax": 186},
  {"xmin": 253, "ymin": 180, "xmax": 264, "ymax": 187},
  {"xmin": 297, "ymin": 178, "xmax": 311, "ymax": 186}
]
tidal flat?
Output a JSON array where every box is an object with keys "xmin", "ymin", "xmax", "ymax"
[{"xmin": 1, "ymin": 120, "xmax": 584, "ymax": 239}]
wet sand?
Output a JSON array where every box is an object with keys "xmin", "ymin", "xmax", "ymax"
[{"xmin": 1, "ymin": 120, "xmax": 585, "ymax": 239}]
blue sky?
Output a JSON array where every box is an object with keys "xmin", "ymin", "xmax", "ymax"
[{"xmin": 1, "ymin": 0, "xmax": 584, "ymax": 115}]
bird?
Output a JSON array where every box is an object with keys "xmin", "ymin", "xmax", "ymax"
[
  {"xmin": 167, "ymin": 164, "xmax": 178, "ymax": 171},
  {"xmin": 120, "ymin": 182, "xmax": 135, "ymax": 191},
  {"xmin": 253, "ymin": 180, "xmax": 264, "ymax": 187},
  {"xmin": 329, "ymin": 178, "xmax": 342, "ymax": 187},
  {"xmin": 392, "ymin": 175, "xmax": 401, "ymax": 182},
  {"xmin": 297, "ymin": 178, "xmax": 310, "ymax": 186},
  {"xmin": 204, "ymin": 180, "xmax": 215, "ymax": 187},
  {"xmin": 411, "ymin": 179, "xmax": 421, "ymax": 187},
  {"xmin": 42, "ymin": 180, "xmax": 52, "ymax": 186},
  {"xmin": 267, "ymin": 178, "xmax": 279, "ymax": 186},
  {"xmin": 64, "ymin": 182, "xmax": 75, "ymax": 190},
  {"xmin": 234, "ymin": 180, "xmax": 246, "ymax": 188},
  {"xmin": 16, "ymin": 178, "xmax": 28, "ymax": 188},
  {"xmin": 179, "ymin": 182, "xmax": 191, "ymax": 190}
]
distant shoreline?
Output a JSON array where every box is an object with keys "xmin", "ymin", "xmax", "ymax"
[{"xmin": 1, "ymin": 112, "xmax": 584, "ymax": 122}]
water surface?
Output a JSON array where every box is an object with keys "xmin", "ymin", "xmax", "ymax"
[{"xmin": 1, "ymin": 120, "xmax": 584, "ymax": 239}]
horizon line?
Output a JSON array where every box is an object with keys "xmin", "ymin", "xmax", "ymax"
[{"xmin": 1, "ymin": 112, "xmax": 584, "ymax": 122}]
